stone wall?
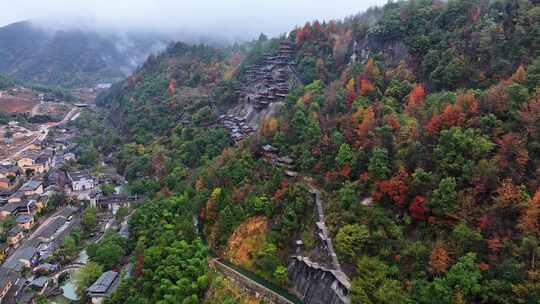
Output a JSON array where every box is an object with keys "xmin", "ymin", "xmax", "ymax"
[
  {"xmin": 287, "ymin": 256, "xmax": 350, "ymax": 304},
  {"xmin": 213, "ymin": 259, "xmax": 295, "ymax": 304}
]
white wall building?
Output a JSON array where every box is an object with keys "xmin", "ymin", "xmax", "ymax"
[{"xmin": 68, "ymin": 170, "xmax": 95, "ymax": 191}]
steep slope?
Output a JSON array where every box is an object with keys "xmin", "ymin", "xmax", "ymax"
[
  {"xmin": 0, "ymin": 21, "xmax": 170, "ymax": 87},
  {"xmin": 86, "ymin": 1, "xmax": 540, "ymax": 304}
]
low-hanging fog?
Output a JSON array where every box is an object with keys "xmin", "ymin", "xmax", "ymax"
[{"xmin": 0, "ymin": 0, "xmax": 386, "ymax": 40}]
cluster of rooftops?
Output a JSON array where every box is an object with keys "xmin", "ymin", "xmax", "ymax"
[
  {"xmin": 239, "ymin": 41, "xmax": 295, "ymax": 110},
  {"xmin": 261, "ymin": 144, "xmax": 298, "ymax": 177},
  {"xmin": 218, "ymin": 115, "xmax": 256, "ymax": 143}
]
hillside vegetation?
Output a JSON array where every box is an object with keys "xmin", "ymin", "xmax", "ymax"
[{"xmin": 85, "ymin": 0, "xmax": 540, "ymax": 303}]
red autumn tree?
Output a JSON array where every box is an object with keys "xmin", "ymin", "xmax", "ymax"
[
  {"xmin": 374, "ymin": 170, "xmax": 409, "ymax": 207},
  {"xmin": 518, "ymin": 90, "xmax": 540, "ymax": 137},
  {"xmin": 295, "ymin": 22, "xmax": 311, "ymax": 44},
  {"xmin": 487, "ymin": 237, "xmax": 503, "ymax": 254},
  {"xmin": 409, "ymin": 196, "xmax": 429, "ymax": 220},
  {"xmin": 384, "ymin": 114, "xmax": 400, "ymax": 131},
  {"xmin": 494, "ymin": 133, "xmax": 529, "ymax": 178},
  {"xmin": 340, "ymin": 163, "xmax": 352, "ymax": 177},
  {"xmin": 426, "ymin": 104, "xmax": 465, "ymax": 135}
]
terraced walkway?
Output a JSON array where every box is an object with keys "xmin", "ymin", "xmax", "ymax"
[{"xmin": 309, "ymin": 187, "xmax": 342, "ymax": 273}]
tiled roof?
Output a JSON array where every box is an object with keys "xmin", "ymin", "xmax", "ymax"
[
  {"xmin": 19, "ymin": 180, "xmax": 42, "ymax": 192},
  {"xmin": 87, "ymin": 271, "xmax": 118, "ymax": 294}
]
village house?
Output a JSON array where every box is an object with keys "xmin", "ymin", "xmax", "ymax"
[
  {"xmin": 0, "ymin": 199, "xmax": 37, "ymax": 219},
  {"xmin": 16, "ymin": 152, "xmax": 40, "ymax": 175},
  {"xmin": 32, "ymin": 263, "xmax": 59, "ymax": 275},
  {"xmin": 0, "ymin": 165, "xmax": 20, "ymax": 179},
  {"xmin": 87, "ymin": 270, "xmax": 119, "ymax": 304},
  {"xmin": 15, "ymin": 214, "xmax": 34, "ymax": 230},
  {"xmin": 32, "ymin": 195, "xmax": 47, "ymax": 211},
  {"xmin": 18, "ymin": 180, "xmax": 43, "ymax": 196},
  {"xmin": 28, "ymin": 276, "xmax": 49, "ymax": 294},
  {"xmin": 34, "ymin": 154, "xmax": 52, "ymax": 172},
  {"xmin": 63, "ymin": 152, "xmax": 76, "ymax": 162},
  {"xmin": 0, "ymin": 179, "xmax": 9, "ymax": 190},
  {"xmin": 6, "ymin": 191, "xmax": 24, "ymax": 204},
  {"xmin": 7, "ymin": 227, "xmax": 23, "ymax": 247},
  {"xmin": 16, "ymin": 150, "xmax": 53, "ymax": 175},
  {"xmin": 68, "ymin": 170, "xmax": 95, "ymax": 191}
]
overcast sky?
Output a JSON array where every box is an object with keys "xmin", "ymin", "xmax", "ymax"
[{"xmin": 0, "ymin": 0, "xmax": 387, "ymax": 38}]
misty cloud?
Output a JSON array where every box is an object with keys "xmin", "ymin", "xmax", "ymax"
[{"xmin": 0, "ymin": 0, "xmax": 387, "ymax": 39}]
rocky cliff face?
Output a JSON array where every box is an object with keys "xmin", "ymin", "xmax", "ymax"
[{"xmin": 287, "ymin": 256, "xmax": 350, "ymax": 304}]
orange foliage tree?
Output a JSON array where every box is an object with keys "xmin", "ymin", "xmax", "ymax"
[
  {"xmin": 494, "ymin": 178, "xmax": 524, "ymax": 210},
  {"xmin": 512, "ymin": 65, "xmax": 527, "ymax": 83},
  {"xmin": 260, "ymin": 117, "xmax": 279, "ymax": 138},
  {"xmin": 405, "ymin": 84, "xmax": 426, "ymax": 116},
  {"xmin": 359, "ymin": 77, "xmax": 375, "ymax": 96},
  {"xmin": 519, "ymin": 190, "xmax": 540, "ymax": 237},
  {"xmin": 425, "ymin": 91, "xmax": 478, "ymax": 135},
  {"xmin": 364, "ymin": 58, "xmax": 382, "ymax": 82},
  {"xmin": 345, "ymin": 78, "xmax": 357, "ymax": 106},
  {"xmin": 354, "ymin": 106, "xmax": 376, "ymax": 147},
  {"xmin": 429, "ymin": 242, "xmax": 451, "ymax": 275},
  {"xmin": 481, "ymin": 82, "xmax": 510, "ymax": 115}
]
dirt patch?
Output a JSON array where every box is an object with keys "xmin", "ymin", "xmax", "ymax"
[
  {"xmin": 32, "ymin": 102, "xmax": 69, "ymax": 117},
  {"xmin": 0, "ymin": 96, "xmax": 37, "ymax": 113},
  {"xmin": 227, "ymin": 216, "xmax": 268, "ymax": 268}
]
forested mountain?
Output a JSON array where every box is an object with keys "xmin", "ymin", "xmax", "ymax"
[
  {"xmin": 84, "ymin": 0, "xmax": 540, "ymax": 303},
  {"xmin": 0, "ymin": 74, "xmax": 14, "ymax": 90},
  {"xmin": 0, "ymin": 21, "xmax": 171, "ymax": 87}
]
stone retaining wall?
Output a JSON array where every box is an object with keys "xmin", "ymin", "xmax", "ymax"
[{"xmin": 213, "ymin": 260, "xmax": 295, "ymax": 304}]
